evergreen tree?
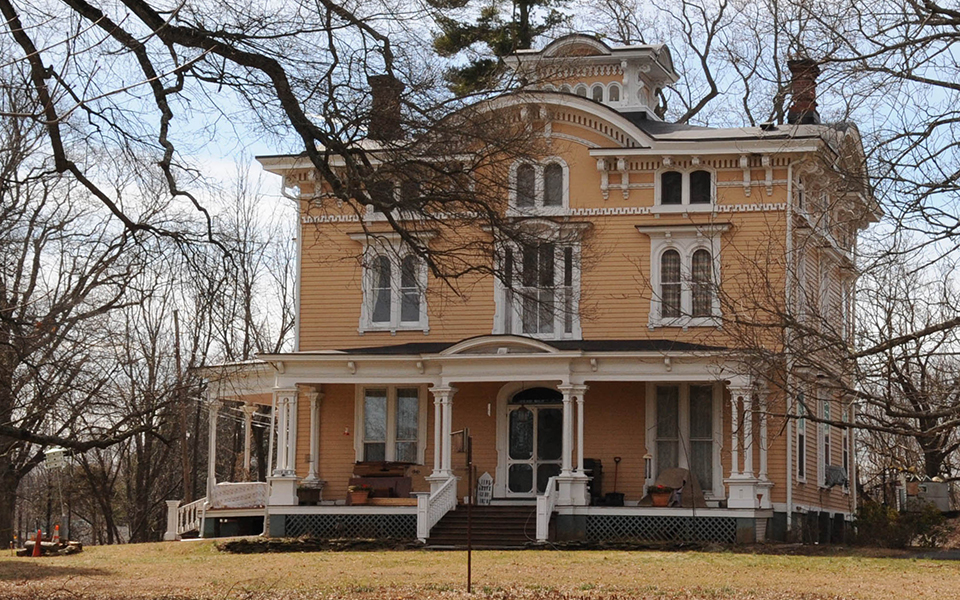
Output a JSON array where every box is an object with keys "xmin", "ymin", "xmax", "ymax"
[{"xmin": 429, "ymin": 0, "xmax": 569, "ymax": 95}]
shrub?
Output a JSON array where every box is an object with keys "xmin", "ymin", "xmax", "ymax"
[{"xmin": 854, "ymin": 500, "xmax": 947, "ymax": 548}]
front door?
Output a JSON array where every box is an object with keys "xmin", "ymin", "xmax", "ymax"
[{"xmin": 506, "ymin": 388, "xmax": 563, "ymax": 496}]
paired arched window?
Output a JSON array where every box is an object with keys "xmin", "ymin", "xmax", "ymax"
[
  {"xmin": 513, "ymin": 160, "xmax": 567, "ymax": 211},
  {"xmin": 658, "ymin": 248, "xmax": 715, "ymax": 320},
  {"xmin": 659, "ymin": 169, "xmax": 714, "ymax": 206}
]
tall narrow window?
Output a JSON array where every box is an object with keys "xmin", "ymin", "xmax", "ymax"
[
  {"xmin": 797, "ymin": 394, "xmax": 807, "ymax": 481},
  {"xmin": 363, "ymin": 389, "xmax": 388, "ymax": 461},
  {"xmin": 591, "ymin": 85, "xmax": 604, "ymax": 102},
  {"xmin": 690, "ymin": 170, "xmax": 712, "ymax": 204},
  {"xmin": 842, "ymin": 405, "xmax": 851, "ymax": 490},
  {"xmin": 563, "ymin": 247, "xmax": 574, "ymax": 335},
  {"xmin": 543, "ymin": 163, "xmax": 563, "ymax": 207},
  {"xmin": 656, "ymin": 386, "xmax": 680, "ymax": 474},
  {"xmin": 517, "ymin": 164, "xmax": 536, "ymax": 208},
  {"xmin": 689, "ymin": 385, "xmax": 714, "ymax": 492},
  {"xmin": 400, "ymin": 255, "xmax": 420, "ymax": 322},
  {"xmin": 661, "ymin": 171, "xmax": 682, "ymax": 205},
  {"xmin": 372, "ymin": 256, "xmax": 392, "ymax": 323},
  {"xmin": 661, "ymin": 250, "xmax": 681, "ymax": 318},
  {"xmin": 608, "ymin": 84, "xmax": 620, "ymax": 102},
  {"xmin": 822, "ymin": 397, "xmax": 832, "ymax": 469},
  {"xmin": 395, "ymin": 388, "xmax": 419, "ymax": 462},
  {"xmin": 691, "ymin": 249, "xmax": 713, "ymax": 317},
  {"xmin": 521, "ymin": 243, "xmax": 555, "ymax": 335}
]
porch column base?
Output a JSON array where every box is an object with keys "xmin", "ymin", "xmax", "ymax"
[
  {"xmin": 725, "ymin": 476, "xmax": 760, "ymax": 509},
  {"xmin": 426, "ymin": 474, "xmax": 455, "ymax": 495},
  {"xmin": 267, "ymin": 475, "xmax": 300, "ymax": 506},
  {"xmin": 164, "ymin": 500, "xmax": 180, "ymax": 541},
  {"xmin": 556, "ymin": 475, "xmax": 590, "ymax": 506},
  {"xmin": 757, "ymin": 480, "xmax": 774, "ymax": 510}
]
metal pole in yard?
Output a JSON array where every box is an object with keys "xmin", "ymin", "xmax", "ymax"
[{"xmin": 466, "ymin": 428, "xmax": 472, "ymax": 593}]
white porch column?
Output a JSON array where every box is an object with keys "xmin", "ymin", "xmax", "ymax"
[
  {"xmin": 286, "ymin": 390, "xmax": 299, "ymax": 476},
  {"xmin": 557, "ymin": 384, "xmax": 589, "ymax": 506},
  {"xmin": 268, "ymin": 388, "xmax": 300, "ymax": 506},
  {"xmin": 758, "ymin": 392, "xmax": 769, "ymax": 481},
  {"xmin": 743, "ymin": 394, "xmax": 755, "ymax": 478},
  {"xmin": 729, "ymin": 392, "xmax": 740, "ymax": 477},
  {"xmin": 559, "ymin": 385, "xmax": 574, "ymax": 476},
  {"xmin": 431, "ymin": 392, "xmax": 443, "ymax": 478},
  {"xmin": 206, "ymin": 397, "xmax": 221, "ymax": 500},
  {"xmin": 440, "ymin": 387, "xmax": 456, "ymax": 476},
  {"xmin": 303, "ymin": 388, "xmax": 322, "ymax": 485},
  {"xmin": 725, "ymin": 380, "xmax": 760, "ymax": 509},
  {"xmin": 241, "ymin": 403, "xmax": 258, "ymax": 480}
]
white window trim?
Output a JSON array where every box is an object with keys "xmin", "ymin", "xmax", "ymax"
[
  {"xmin": 796, "ymin": 393, "xmax": 808, "ymax": 483},
  {"xmin": 819, "ymin": 389, "xmax": 832, "ymax": 489},
  {"xmin": 606, "ymin": 82, "xmax": 622, "ymax": 105},
  {"xmin": 492, "ymin": 221, "xmax": 587, "ymax": 340},
  {"xmin": 653, "ymin": 166, "xmax": 717, "ymax": 214},
  {"xmin": 351, "ymin": 233, "xmax": 432, "ymax": 334},
  {"xmin": 354, "ymin": 385, "xmax": 429, "ymax": 464},
  {"xmin": 637, "ymin": 224, "xmax": 728, "ymax": 329},
  {"xmin": 507, "ymin": 157, "xmax": 571, "ymax": 217},
  {"xmin": 644, "ymin": 382, "xmax": 724, "ymax": 501}
]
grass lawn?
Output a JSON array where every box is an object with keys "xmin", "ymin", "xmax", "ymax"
[{"xmin": 1, "ymin": 540, "xmax": 958, "ymax": 599}]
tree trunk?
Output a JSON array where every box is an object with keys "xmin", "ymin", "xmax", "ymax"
[{"xmin": 0, "ymin": 465, "xmax": 19, "ymax": 548}]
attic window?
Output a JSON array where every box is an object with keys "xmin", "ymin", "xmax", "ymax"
[
  {"xmin": 575, "ymin": 84, "xmax": 587, "ymax": 97},
  {"xmin": 661, "ymin": 171, "xmax": 682, "ymax": 205}
]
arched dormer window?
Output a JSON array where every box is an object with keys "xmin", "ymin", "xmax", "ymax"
[
  {"xmin": 511, "ymin": 159, "xmax": 569, "ymax": 213},
  {"xmin": 591, "ymin": 85, "xmax": 604, "ymax": 102},
  {"xmin": 560, "ymin": 84, "xmax": 573, "ymax": 93},
  {"xmin": 608, "ymin": 83, "xmax": 620, "ymax": 102},
  {"xmin": 574, "ymin": 84, "xmax": 587, "ymax": 97}
]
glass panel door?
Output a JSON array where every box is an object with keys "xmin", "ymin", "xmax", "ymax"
[{"xmin": 507, "ymin": 404, "xmax": 563, "ymax": 495}]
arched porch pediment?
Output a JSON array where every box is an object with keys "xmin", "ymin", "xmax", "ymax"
[{"xmin": 439, "ymin": 335, "xmax": 561, "ymax": 356}]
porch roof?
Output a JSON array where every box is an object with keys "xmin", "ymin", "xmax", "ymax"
[{"xmin": 335, "ymin": 337, "xmax": 726, "ymax": 356}]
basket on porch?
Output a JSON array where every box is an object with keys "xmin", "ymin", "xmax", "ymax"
[
  {"xmin": 650, "ymin": 484, "xmax": 675, "ymax": 507},
  {"xmin": 347, "ymin": 484, "xmax": 372, "ymax": 505}
]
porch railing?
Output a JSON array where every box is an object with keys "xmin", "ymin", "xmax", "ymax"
[
  {"xmin": 163, "ymin": 497, "xmax": 206, "ymax": 540},
  {"xmin": 536, "ymin": 476, "xmax": 559, "ymax": 542},
  {"xmin": 210, "ymin": 481, "xmax": 269, "ymax": 508},
  {"xmin": 417, "ymin": 476, "xmax": 457, "ymax": 542}
]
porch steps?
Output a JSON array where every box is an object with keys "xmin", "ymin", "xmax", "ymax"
[{"xmin": 426, "ymin": 505, "xmax": 539, "ymax": 548}]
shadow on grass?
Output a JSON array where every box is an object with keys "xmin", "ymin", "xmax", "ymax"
[{"xmin": 0, "ymin": 562, "xmax": 110, "ymax": 582}]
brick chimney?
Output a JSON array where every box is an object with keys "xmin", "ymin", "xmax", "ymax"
[
  {"xmin": 786, "ymin": 58, "xmax": 821, "ymax": 125},
  {"xmin": 367, "ymin": 74, "xmax": 404, "ymax": 142}
]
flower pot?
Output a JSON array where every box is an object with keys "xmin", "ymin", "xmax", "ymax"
[
  {"xmin": 651, "ymin": 492, "xmax": 671, "ymax": 507},
  {"xmin": 348, "ymin": 490, "xmax": 370, "ymax": 505}
]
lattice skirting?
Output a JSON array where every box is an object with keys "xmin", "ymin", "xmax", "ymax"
[
  {"xmin": 284, "ymin": 513, "xmax": 416, "ymax": 539},
  {"xmin": 585, "ymin": 515, "xmax": 737, "ymax": 544}
]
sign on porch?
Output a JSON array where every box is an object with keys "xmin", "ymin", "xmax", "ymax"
[{"xmin": 476, "ymin": 472, "xmax": 493, "ymax": 506}]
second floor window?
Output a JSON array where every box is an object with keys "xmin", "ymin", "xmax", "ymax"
[
  {"xmin": 360, "ymin": 246, "xmax": 429, "ymax": 333},
  {"xmin": 658, "ymin": 248, "xmax": 716, "ymax": 321}
]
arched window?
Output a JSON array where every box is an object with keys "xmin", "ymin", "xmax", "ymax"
[
  {"xmin": 661, "ymin": 171, "xmax": 682, "ymax": 205},
  {"xmin": 690, "ymin": 170, "xmax": 712, "ymax": 204},
  {"xmin": 543, "ymin": 163, "xmax": 563, "ymax": 207},
  {"xmin": 691, "ymin": 249, "xmax": 713, "ymax": 317},
  {"xmin": 796, "ymin": 176, "xmax": 805, "ymax": 209},
  {"xmin": 517, "ymin": 163, "xmax": 536, "ymax": 208},
  {"xmin": 542, "ymin": 84, "xmax": 556, "ymax": 92},
  {"xmin": 608, "ymin": 84, "xmax": 620, "ymax": 102},
  {"xmin": 372, "ymin": 255, "xmax": 392, "ymax": 323},
  {"xmin": 574, "ymin": 84, "xmax": 587, "ymax": 97},
  {"xmin": 661, "ymin": 250, "xmax": 681, "ymax": 318},
  {"xmin": 400, "ymin": 255, "xmax": 420, "ymax": 322},
  {"xmin": 591, "ymin": 85, "xmax": 604, "ymax": 102},
  {"xmin": 560, "ymin": 84, "xmax": 573, "ymax": 93}
]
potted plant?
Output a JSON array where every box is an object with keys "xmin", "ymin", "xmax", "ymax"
[
  {"xmin": 348, "ymin": 483, "xmax": 372, "ymax": 505},
  {"xmin": 649, "ymin": 484, "xmax": 674, "ymax": 507}
]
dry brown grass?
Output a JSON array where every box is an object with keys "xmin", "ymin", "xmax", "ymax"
[{"xmin": 1, "ymin": 540, "xmax": 958, "ymax": 599}]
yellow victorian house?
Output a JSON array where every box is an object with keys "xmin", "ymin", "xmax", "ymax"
[{"xmin": 166, "ymin": 35, "xmax": 877, "ymax": 547}]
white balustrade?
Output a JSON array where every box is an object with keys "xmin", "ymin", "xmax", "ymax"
[
  {"xmin": 536, "ymin": 476, "xmax": 560, "ymax": 542},
  {"xmin": 210, "ymin": 482, "xmax": 269, "ymax": 509},
  {"xmin": 176, "ymin": 498, "xmax": 206, "ymax": 537},
  {"xmin": 416, "ymin": 476, "xmax": 457, "ymax": 542}
]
